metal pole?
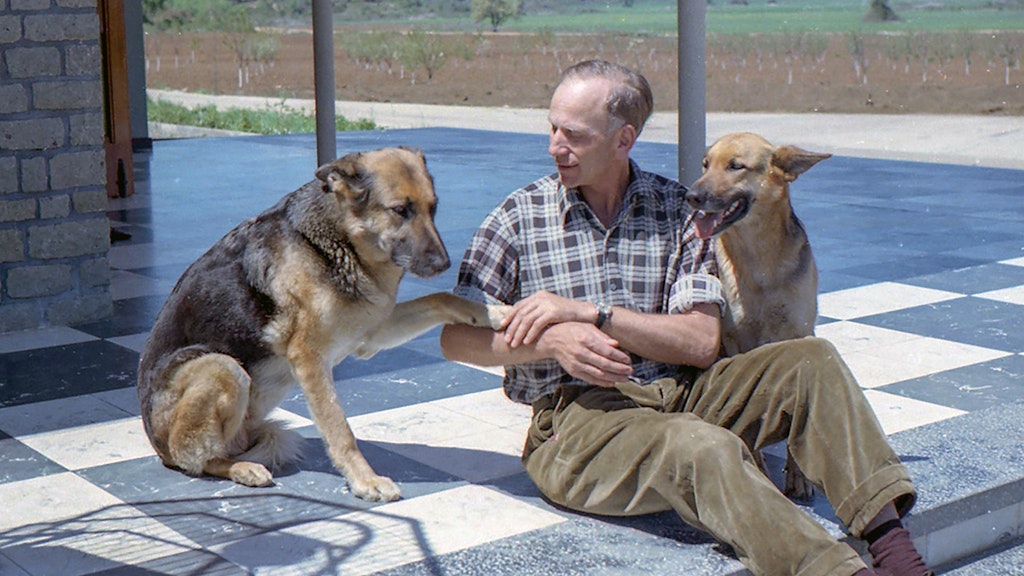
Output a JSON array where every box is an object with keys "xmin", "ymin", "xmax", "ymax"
[
  {"xmin": 312, "ymin": 0, "xmax": 336, "ymax": 166},
  {"xmin": 677, "ymin": 0, "xmax": 706, "ymax": 185}
]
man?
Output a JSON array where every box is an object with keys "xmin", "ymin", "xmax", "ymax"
[{"xmin": 440, "ymin": 59, "xmax": 932, "ymax": 576}]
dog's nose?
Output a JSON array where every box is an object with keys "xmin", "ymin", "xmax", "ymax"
[
  {"xmin": 684, "ymin": 188, "xmax": 705, "ymax": 207},
  {"xmin": 427, "ymin": 249, "xmax": 450, "ymax": 274},
  {"xmin": 409, "ymin": 240, "xmax": 450, "ymax": 278}
]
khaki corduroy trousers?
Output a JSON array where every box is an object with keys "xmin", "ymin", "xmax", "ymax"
[{"xmin": 522, "ymin": 337, "xmax": 916, "ymax": 576}]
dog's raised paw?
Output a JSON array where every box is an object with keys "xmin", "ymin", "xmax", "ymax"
[
  {"xmin": 485, "ymin": 304, "xmax": 512, "ymax": 331},
  {"xmin": 354, "ymin": 342, "xmax": 379, "ymax": 360},
  {"xmin": 350, "ymin": 474, "xmax": 401, "ymax": 502}
]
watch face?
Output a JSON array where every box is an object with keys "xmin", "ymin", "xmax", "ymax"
[{"xmin": 596, "ymin": 303, "xmax": 611, "ymax": 328}]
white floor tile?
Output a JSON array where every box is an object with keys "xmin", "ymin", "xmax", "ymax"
[
  {"xmin": 863, "ymin": 390, "xmax": 966, "ymax": 435},
  {"xmin": 428, "ymin": 387, "xmax": 532, "ymax": 432},
  {"xmin": 215, "ymin": 484, "xmax": 565, "ymax": 576},
  {"xmin": 18, "ymin": 417, "xmax": 155, "ymax": 471},
  {"xmin": 0, "ymin": 473, "xmax": 201, "ymax": 576},
  {"xmin": 349, "ymin": 395, "xmax": 529, "ymax": 481},
  {"xmin": 824, "ymin": 329, "xmax": 1009, "ymax": 389},
  {"xmin": 818, "ymin": 282, "xmax": 962, "ymax": 320},
  {"xmin": 0, "ymin": 326, "xmax": 97, "ymax": 354},
  {"xmin": 817, "ymin": 321, "xmax": 921, "ymax": 355},
  {"xmin": 350, "ymin": 402, "xmax": 498, "ymax": 445},
  {"xmin": 0, "ymin": 472, "xmax": 122, "ymax": 531},
  {"xmin": 975, "ymin": 285, "xmax": 1024, "ymax": 306},
  {"xmin": 269, "ymin": 407, "xmax": 314, "ymax": 429},
  {"xmin": 457, "ymin": 360, "xmax": 504, "ymax": 377}
]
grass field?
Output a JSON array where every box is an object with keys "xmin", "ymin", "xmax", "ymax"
[{"xmin": 327, "ymin": 0, "xmax": 1024, "ymax": 35}]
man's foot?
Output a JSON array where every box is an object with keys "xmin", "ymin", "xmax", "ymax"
[{"xmin": 868, "ymin": 526, "xmax": 933, "ymax": 576}]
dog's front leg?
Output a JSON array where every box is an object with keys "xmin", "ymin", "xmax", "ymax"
[
  {"xmin": 355, "ymin": 293, "xmax": 509, "ymax": 359},
  {"xmin": 288, "ymin": 347, "xmax": 401, "ymax": 502}
]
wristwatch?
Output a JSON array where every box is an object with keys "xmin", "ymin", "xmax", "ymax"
[{"xmin": 595, "ymin": 302, "xmax": 613, "ymax": 329}]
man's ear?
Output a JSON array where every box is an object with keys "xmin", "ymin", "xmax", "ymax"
[
  {"xmin": 617, "ymin": 123, "xmax": 639, "ymax": 155},
  {"xmin": 315, "ymin": 152, "xmax": 371, "ymax": 205}
]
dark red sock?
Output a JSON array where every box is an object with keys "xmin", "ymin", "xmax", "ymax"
[{"xmin": 867, "ymin": 526, "xmax": 933, "ymax": 576}]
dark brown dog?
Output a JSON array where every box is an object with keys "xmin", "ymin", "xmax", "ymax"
[
  {"xmin": 687, "ymin": 132, "xmax": 830, "ymax": 500},
  {"xmin": 138, "ymin": 147, "xmax": 507, "ymax": 502}
]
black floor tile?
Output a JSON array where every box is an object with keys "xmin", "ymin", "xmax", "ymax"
[{"xmin": 0, "ymin": 340, "xmax": 139, "ymax": 407}]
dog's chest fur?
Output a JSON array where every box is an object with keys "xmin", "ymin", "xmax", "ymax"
[
  {"xmin": 715, "ymin": 228, "xmax": 817, "ymax": 356},
  {"xmin": 262, "ymin": 215, "xmax": 401, "ymax": 368}
]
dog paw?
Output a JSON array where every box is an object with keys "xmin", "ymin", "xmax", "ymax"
[
  {"xmin": 484, "ymin": 304, "xmax": 512, "ymax": 330},
  {"xmin": 354, "ymin": 342, "xmax": 379, "ymax": 360},
  {"xmin": 231, "ymin": 462, "xmax": 274, "ymax": 487},
  {"xmin": 349, "ymin": 474, "xmax": 401, "ymax": 502},
  {"xmin": 784, "ymin": 460, "xmax": 815, "ymax": 501}
]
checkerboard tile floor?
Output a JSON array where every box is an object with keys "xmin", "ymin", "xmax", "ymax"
[{"xmin": 1, "ymin": 130, "xmax": 1022, "ymax": 575}]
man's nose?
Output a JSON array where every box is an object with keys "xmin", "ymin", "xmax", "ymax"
[{"xmin": 548, "ymin": 131, "xmax": 566, "ymax": 157}]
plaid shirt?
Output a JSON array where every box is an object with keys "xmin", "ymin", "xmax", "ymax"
[{"xmin": 454, "ymin": 161, "xmax": 725, "ymax": 405}]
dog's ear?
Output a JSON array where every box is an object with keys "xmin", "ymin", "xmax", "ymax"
[
  {"xmin": 771, "ymin": 146, "xmax": 832, "ymax": 183},
  {"xmin": 397, "ymin": 145, "xmax": 425, "ymax": 160},
  {"xmin": 397, "ymin": 146, "xmax": 428, "ymax": 170},
  {"xmin": 315, "ymin": 152, "xmax": 372, "ymax": 205}
]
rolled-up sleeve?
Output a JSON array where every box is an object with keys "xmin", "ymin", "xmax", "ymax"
[
  {"xmin": 668, "ymin": 272, "xmax": 725, "ymax": 315},
  {"xmin": 453, "ymin": 199, "xmax": 520, "ymax": 307}
]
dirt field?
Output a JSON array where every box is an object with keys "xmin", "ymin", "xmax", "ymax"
[{"xmin": 143, "ymin": 31, "xmax": 1023, "ymax": 115}]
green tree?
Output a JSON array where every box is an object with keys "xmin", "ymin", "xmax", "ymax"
[
  {"xmin": 863, "ymin": 0, "xmax": 900, "ymax": 23},
  {"xmin": 471, "ymin": 0, "xmax": 522, "ymax": 33},
  {"xmin": 398, "ymin": 29, "xmax": 477, "ymax": 82}
]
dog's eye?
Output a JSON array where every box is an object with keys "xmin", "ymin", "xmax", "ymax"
[
  {"xmin": 728, "ymin": 159, "xmax": 746, "ymax": 171},
  {"xmin": 701, "ymin": 158, "xmax": 709, "ymax": 171},
  {"xmin": 390, "ymin": 204, "xmax": 412, "ymax": 219}
]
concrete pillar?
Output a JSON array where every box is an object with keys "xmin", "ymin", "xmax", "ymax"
[
  {"xmin": 677, "ymin": 0, "xmax": 706, "ymax": 185},
  {"xmin": 312, "ymin": 0, "xmax": 337, "ymax": 167}
]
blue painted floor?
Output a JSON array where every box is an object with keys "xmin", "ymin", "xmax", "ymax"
[{"xmin": 1, "ymin": 128, "xmax": 1023, "ymax": 575}]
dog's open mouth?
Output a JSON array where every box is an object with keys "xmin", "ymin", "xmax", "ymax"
[{"xmin": 692, "ymin": 198, "xmax": 749, "ymax": 239}]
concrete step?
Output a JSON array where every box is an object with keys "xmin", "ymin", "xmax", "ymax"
[{"xmin": 937, "ymin": 537, "xmax": 1024, "ymax": 575}]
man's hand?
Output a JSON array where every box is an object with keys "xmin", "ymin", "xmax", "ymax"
[
  {"xmin": 537, "ymin": 322, "xmax": 633, "ymax": 387},
  {"xmin": 503, "ymin": 291, "xmax": 595, "ymax": 348}
]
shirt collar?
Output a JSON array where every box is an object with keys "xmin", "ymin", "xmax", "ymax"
[{"xmin": 557, "ymin": 159, "xmax": 644, "ymax": 227}]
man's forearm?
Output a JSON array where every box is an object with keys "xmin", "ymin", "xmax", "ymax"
[
  {"xmin": 440, "ymin": 324, "xmax": 539, "ymax": 367},
  {"xmin": 601, "ymin": 303, "xmax": 721, "ymax": 370}
]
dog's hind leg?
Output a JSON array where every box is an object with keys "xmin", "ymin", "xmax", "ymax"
[{"xmin": 164, "ymin": 353, "xmax": 274, "ymax": 487}]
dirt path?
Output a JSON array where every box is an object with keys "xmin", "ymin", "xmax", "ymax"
[{"xmin": 143, "ymin": 31, "xmax": 1023, "ymax": 116}]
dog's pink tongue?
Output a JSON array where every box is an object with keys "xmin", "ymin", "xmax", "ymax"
[{"xmin": 692, "ymin": 211, "xmax": 721, "ymax": 240}]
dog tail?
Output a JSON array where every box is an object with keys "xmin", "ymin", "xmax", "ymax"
[{"xmin": 239, "ymin": 419, "xmax": 304, "ymax": 471}]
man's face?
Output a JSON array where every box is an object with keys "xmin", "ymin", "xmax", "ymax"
[{"xmin": 547, "ymin": 77, "xmax": 625, "ymax": 191}]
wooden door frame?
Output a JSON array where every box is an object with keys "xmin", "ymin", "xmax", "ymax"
[{"xmin": 98, "ymin": 0, "xmax": 134, "ymax": 198}]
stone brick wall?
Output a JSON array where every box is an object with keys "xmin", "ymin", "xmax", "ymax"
[{"xmin": 0, "ymin": 0, "xmax": 112, "ymax": 332}]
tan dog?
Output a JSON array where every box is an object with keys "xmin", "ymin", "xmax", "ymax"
[
  {"xmin": 686, "ymin": 132, "xmax": 830, "ymax": 500},
  {"xmin": 137, "ymin": 147, "xmax": 507, "ymax": 502}
]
